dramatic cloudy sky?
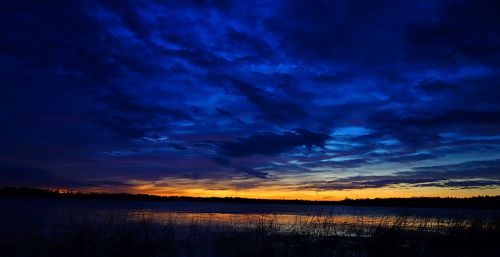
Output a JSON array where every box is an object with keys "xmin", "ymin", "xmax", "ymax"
[{"xmin": 1, "ymin": 0, "xmax": 499, "ymax": 199}]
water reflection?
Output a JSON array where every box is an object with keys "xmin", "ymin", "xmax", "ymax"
[
  {"xmin": 1, "ymin": 199, "xmax": 499, "ymax": 236},
  {"xmin": 127, "ymin": 211, "xmax": 385, "ymax": 226},
  {"xmin": 123, "ymin": 210, "xmax": 496, "ymax": 236}
]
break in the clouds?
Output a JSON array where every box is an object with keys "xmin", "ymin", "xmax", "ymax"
[
  {"xmin": 303, "ymin": 159, "xmax": 500, "ymax": 191},
  {"xmin": 0, "ymin": 0, "xmax": 499, "ymax": 197}
]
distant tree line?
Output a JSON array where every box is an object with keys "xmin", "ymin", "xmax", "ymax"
[{"xmin": 0, "ymin": 187, "xmax": 499, "ymax": 209}]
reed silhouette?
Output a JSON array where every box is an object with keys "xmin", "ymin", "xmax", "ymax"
[
  {"xmin": 0, "ymin": 211, "xmax": 499, "ymax": 257},
  {"xmin": 1, "ymin": 187, "xmax": 500, "ymax": 256}
]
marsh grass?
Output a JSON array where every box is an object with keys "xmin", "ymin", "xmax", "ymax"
[{"xmin": 0, "ymin": 212, "xmax": 498, "ymax": 257}]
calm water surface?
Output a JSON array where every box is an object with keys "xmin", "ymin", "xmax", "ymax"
[{"xmin": 1, "ymin": 198, "xmax": 499, "ymax": 233}]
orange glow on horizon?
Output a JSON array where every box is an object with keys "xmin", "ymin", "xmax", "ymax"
[{"xmin": 83, "ymin": 181, "xmax": 500, "ymax": 201}]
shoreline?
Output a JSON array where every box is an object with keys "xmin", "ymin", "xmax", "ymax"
[{"xmin": 2, "ymin": 187, "xmax": 500, "ymax": 210}]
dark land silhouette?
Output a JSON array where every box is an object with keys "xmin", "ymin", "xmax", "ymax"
[{"xmin": 1, "ymin": 186, "xmax": 499, "ymax": 209}]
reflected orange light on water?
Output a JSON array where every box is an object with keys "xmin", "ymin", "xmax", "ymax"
[
  {"xmin": 123, "ymin": 210, "xmax": 477, "ymax": 233},
  {"xmin": 127, "ymin": 211, "xmax": 391, "ymax": 227}
]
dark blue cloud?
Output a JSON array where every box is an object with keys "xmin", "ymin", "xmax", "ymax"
[
  {"xmin": 405, "ymin": 0, "xmax": 500, "ymax": 67},
  {"xmin": 0, "ymin": 165, "xmax": 132, "ymax": 188},
  {"xmin": 227, "ymin": 77, "xmax": 308, "ymax": 124},
  {"xmin": 234, "ymin": 166, "xmax": 269, "ymax": 179},
  {"xmin": 0, "ymin": 0, "xmax": 499, "ymax": 193},
  {"xmin": 218, "ymin": 129, "xmax": 330, "ymax": 157}
]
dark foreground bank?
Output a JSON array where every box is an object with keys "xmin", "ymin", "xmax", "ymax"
[{"xmin": 0, "ymin": 212, "xmax": 499, "ymax": 257}]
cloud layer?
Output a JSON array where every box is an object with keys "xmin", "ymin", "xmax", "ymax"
[{"xmin": 0, "ymin": 0, "xmax": 499, "ymax": 197}]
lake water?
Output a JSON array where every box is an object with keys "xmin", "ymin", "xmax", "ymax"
[{"xmin": 1, "ymin": 198, "xmax": 499, "ymax": 234}]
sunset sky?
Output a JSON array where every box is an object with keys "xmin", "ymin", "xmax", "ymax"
[{"xmin": 1, "ymin": 0, "xmax": 499, "ymax": 200}]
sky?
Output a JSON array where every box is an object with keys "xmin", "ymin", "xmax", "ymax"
[{"xmin": 1, "ymin": 0, "xmax": 500, "ymax": 200}]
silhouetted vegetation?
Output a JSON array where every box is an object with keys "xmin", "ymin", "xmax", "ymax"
[
  {"xmin": 0, "ymin": 211, "xmax": 499, "ymax": 257},
  {"xmin": 1, "ymin": 187, "xmax": 499, "ymax": 209}
]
